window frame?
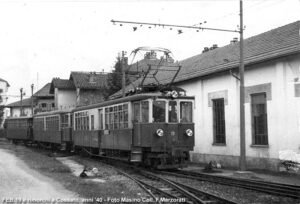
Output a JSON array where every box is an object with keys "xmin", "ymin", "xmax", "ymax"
[
  {"xmin": 251, "ymin": 92, "xmax": 269, "ymax": 146},
  {"xmin": 212, "ymin": 98, "xmax": 226, "ymax": 145}
]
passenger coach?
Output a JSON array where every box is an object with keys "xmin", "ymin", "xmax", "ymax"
[
  {"xmin": 33, "ymin": 110, "xmax": 73, "ymax": 150},
  {"xmin": 5, "ymin": 116, "xmax": 33, "ymax": 143}
]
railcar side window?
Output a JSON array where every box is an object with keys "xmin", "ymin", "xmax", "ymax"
[
  {"xmin": 103, "ymin": 104, "xmax": 129, "ymax": 129},
  {"xmin": 123, "ymin": 104, "xmax": 128, "ymax": 128},
  {"xmin": 75, "ymin": 111, "xmax": 89, "ymax": 130},
  {"xmin": 133, "ymin": 102, "xmax": 140, "ymax": 123},
  {"xmin": 133, "ymin": 101, "xmax": 149, "ymax": 123},
  {"xmin": 141, "ymin": 101, "xmax": 149, "ymax": 123},
  {"xmin": 33, "ymin": 118, "xmax": 44, "ymax": 130},
  {"xmin": 61, "ymin": 114, "xmax": 69, "ymax": 128},
  {"xmin": 180, "ymin": 102, "xmax": 193, "ymax": 123},
  {"xmin": 168, "ymin": 101, "xmax": 178, "ymax": 123},
  {"xmin": 99, "ymin": 109, "xmax": 104, "ymax": 130},
  {"xmin": 46, "ymin": 116, "xmax": 59, "ymax": 131},
  {"xmin": 153, "ymin": 101, "xmax": 166, "ymax": 122},
  {"xmin": 91, "ymin": 115, "xmax": 94, "ymax": 130},
  {"xmin": 105, "ymin": 108, "xmax": 109, "ymax": 129}
]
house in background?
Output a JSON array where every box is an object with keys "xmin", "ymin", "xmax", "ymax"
[
  {"xmin": 6, "ymin": 97, "xmax": 33, "ymax": 117},
  {"xmin": 49, "ymin": 71, "xmax": 108, "ymax": 111},
  {"xmin": 32, "ymin": 83, "xmax": 55, "ymax": 114},
  {"xmin": 70, "ymin": 71, "xmax": 107, "ymax": 107},
  {"xmin": 50, "ymin": 78, "xmax": 76, "ymax": 111},
  {"xmin": 0, "ymin": 78, "xmax": 10, "ymax": 128}
]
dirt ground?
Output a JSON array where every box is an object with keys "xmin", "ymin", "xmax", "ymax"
[
  {"xmin": 0, "ymin": 139, "xmax": 147, "ymax": 204},
  {"xmin": 0, "ymin": 148, "xmax": 78, "ymax": 203}
]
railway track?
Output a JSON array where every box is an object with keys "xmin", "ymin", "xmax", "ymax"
[
  {"xmin": 117, "ymin": 168, "xmax": 237, "ymax": 204},
  {"xmin": 159, "ymin": 169, "xmax": 300, "ymax": 199},
  {"xmin": 81, "ymin": 148, "xmax": 236, "ymax": 203}
]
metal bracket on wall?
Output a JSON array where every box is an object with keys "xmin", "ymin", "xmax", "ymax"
[{"xmin": 230, "ymin": 69, "xmax": 240, "ymax": 81}]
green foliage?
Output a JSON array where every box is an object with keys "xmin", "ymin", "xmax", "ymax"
[{"xmin": 104, "ymin": 57, "xmax": 131, "ymax": 99}]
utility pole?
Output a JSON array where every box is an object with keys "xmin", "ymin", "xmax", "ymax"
[
  {"xmin": 112, "ymin": 0, "xmax": 246, "ymax": 170},
  {"xmin": 20, "ymin": 88, "xmax": 24, "ymax": 116},
  {"xmin": 121, "ymin": 51, "xmax": 126, "ymax": 98},
  {"xmin": 239, "ymin": 0, "xmax": 246, "ymax": 171},
  {"xmin": 31, "ymin": 84, "xmax": 34, "ymax": 116}
]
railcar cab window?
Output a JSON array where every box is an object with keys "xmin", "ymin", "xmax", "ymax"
[
  {"xmin": 180, "ymin": 101, "xmax": 193, "ymax": 123},
  {"xmin": 133, "ymin": 101, "xmax": 149, "ymax": 123},
  {"xmin": 168, "ymin": 101, "xmax": 178, "ymax": 123},
  {"xmin": 153, "ymin": 100, "xmax": 166, "ymax": 122}
]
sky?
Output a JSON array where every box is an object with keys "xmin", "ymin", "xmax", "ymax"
[{"xmin": 0, "ymin": 0, "xmax": 299, "ymax": 103}]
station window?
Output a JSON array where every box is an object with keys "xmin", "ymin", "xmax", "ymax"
[
  {"xmin": 153, "ymin": 101, "xmax": 166, "ymax": 122},
  {"xmin": 251, "ymin": 93, "xmax": 268, "ymax": 145},
  {"xmin": 104, "ymin": 103, "xmax": 129, "ymax": 130},
  {"xmin": 212, "ymin": 99, "xmax": 226, "ymax": 144},
  {"xmin": 168, "ymin": 101, "xmax": 178, "ymax": 123},
  {"xmin": 180, "ymin": 101, "xmax": 193, "ymax": 123},
  {"xmin": 75, "ymin": 111, "xmax": 89, "ymax": 130}
]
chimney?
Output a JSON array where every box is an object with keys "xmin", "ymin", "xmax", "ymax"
[
  {"xmin": 230, "ymin": 37, "xmax": 238, "ymax": 44},
  {"xmin": 202, "ymin": 47, "xmax": 210, "ymax": 53},
  {"xmin": 89, "ymin": 72, "xmax": 96, "ymax": 83}
]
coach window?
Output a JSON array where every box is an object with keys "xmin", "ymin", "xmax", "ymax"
[
  {"xmin": 168, "ymin": 101, "xmax": 178, "ymax": 123},
  {"xmin": 153, "ymin": 100, "xmax": 166, "ymax": 122},
  {"xmin": 91, "ymin": 115, "xmax": 94, "ymax": 130},
  {"xmin": 180, "ymin": 101, "xmax": 193, "ymax": 123}
]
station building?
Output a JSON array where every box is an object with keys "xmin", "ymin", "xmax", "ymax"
[{"xmin": 113, "ymin": 21, "xmax": 300, "ymax": 171}]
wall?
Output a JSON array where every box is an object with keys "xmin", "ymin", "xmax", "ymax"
[
  {"xmin": 10, "ymin": 107, "xmax": 32, "ymax": 117},
  {"xmin": 77, "ymin": 89, "xmax": 105, "ymax": 107},
  {"xmin": 179, "ymin": 54, "xmax": 300, "ymax": 171},
  {"xmin": 35, "ymin": 98, "xmax": 55, "ymax": 113},
  {"xmin": 56, "ymin": 89, "xmax": 76, "ymax": 110},
  {"xmin": 0, "ymin": 81, "xmax": 9, "ymax": 128}
]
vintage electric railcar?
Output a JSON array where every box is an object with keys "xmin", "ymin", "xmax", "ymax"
[
  {"xmin": 5, "ymin": 88, "xmax": 195, "ymax": 169},
  {"xmin": 5, "ymin": 116, "xmax": 33, "ymax": 143},
  {"xmin": 72, "ymin": 90, "xmax": 195, "ymax": 169}
]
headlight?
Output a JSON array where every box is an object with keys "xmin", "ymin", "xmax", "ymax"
[
  {"xmin": 156, "ymin": 129, "xmax": 164, "ymax": 137},
  {"xmin": 171, "ymin": 90, "xmax": 178, "ymax": 98},
  {"xmin": 186, "ymin": 129, "xmax": 193, "ymax": 137}
]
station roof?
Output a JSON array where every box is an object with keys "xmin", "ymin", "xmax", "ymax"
[
  {"xmin": 70, "ymin": 71, "xmax": 107, "ymax": 89},
  {"xmin": 0, "ymin": 78, "xmax": 10, "ymax": 87},
  {"xmin": 49, "ymin": 78, "xmax": 76, "ymax": 93},
  {"xmin": 33, "ymin": 83, "xmax": 54, "ymax": 98},
  {"xmin": 6, "ymin": 98, "xmax": 33, "ymax": 107}
]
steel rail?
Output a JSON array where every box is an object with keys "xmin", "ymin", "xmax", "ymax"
[{"xmin": 161, "ymin": 170, "xmax": 300, "ymax": 199}]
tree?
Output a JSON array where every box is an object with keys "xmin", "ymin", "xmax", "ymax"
[{"xmin": 104, "ymin": 56, "xmax": 131, "ymax": 99}]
